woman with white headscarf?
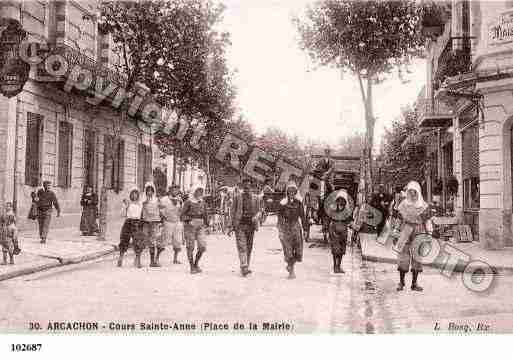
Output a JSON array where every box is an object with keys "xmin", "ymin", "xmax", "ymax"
[
  {"xmin": 325, "ymin": 189, "xmax": 353, "ymax": 274},
  {"xmin": 396, "ymin": 181, "xmax": 434, "ymax": 292},
  {"xmin": 180, "ymin": 185, "xmax": 208, "ymax": 274},
  {"xmin": 277, "ymin": 181, "xmax": 307, "ymax": 279},
  {"xmin": 142, "ymin": 182, "xmax": 165, "ymax": 267}
]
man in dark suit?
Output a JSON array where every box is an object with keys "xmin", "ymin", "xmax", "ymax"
[
  {"xmin": 35, "ymin": 181, "xmax": 61, "ymax": 244},
  {"xmin": 231, "ymin": 178, "xmax": 261, "ymax": 277}
]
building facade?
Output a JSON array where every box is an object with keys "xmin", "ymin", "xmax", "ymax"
[
  {"xmin": 0, "ymin": 0, "xmax": 154, "ymax": 231},
  {"xmin": 420, "ymin": 0, "xmax": 513, "ymax": 249}
]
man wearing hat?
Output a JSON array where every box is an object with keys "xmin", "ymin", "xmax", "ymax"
[
  {"xmin": 34, "ymin": 181, "xmax": 60, "ymax": 244},
  {"xmin": 231, "ymin": 178, "xmax": 261, "ymax": 277}
]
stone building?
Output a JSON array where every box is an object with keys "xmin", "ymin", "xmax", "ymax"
[
  {"xmin": 0, "ymin": 0, "xmax": 154, "ymax": 231},
  {"xmin": 419, "ymin": 0, "xmax": 513, "ymax": 248}
]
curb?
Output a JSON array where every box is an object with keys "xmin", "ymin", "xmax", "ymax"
[
  {"xmin": 0, "ymin": 246, "xmax": 118, "ymax": 282},
  {"xmin": 361, "ymin": 252, "xmax": 513, "ymax": 275},
  {"xmin": 0, "ymin": 261, "xmax": 61, "ymax": 282}
]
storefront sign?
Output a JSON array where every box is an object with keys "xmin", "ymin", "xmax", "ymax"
[
  {"xmin": 0, "ymin": 18, "xmax": 30, "ymax": 98},
  {"xmin": 489, "ymin": 9, "xmax": 513, "ymax": 45}
]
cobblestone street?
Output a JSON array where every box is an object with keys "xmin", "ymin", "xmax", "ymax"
[{"xmin": 1, "ymin": 218, "xmax": 512, "ymax": 334}]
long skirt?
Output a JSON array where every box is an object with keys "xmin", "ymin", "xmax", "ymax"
[
  {"xmin": 328, "ymin": 221, "xmax": 348, "ymax": 256},
  {"xmin": 278, "ymin": 221, "xmax": 303, "ymax": 263},
  {"xmin": 162, "ymin": 221, "xmax": 183, "ymax": 250},
  {"xmin": 80, "ymin": 206, "xmax": 98, "ymax": 234}
]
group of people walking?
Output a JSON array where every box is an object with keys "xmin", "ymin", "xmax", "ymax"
[
  {"xmin": 9, "ymin": 166, "xmax": 433, "ymax": 291},
  {"xmin": 117, "ymin": 183, "xmax": 202, "ymax": 271},
  {"xmin": 114, "ymin": 178, "xmax": 310, "ymax": 280}
]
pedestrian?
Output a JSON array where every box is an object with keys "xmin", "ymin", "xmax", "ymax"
[
  {"xmin": 142, "ymin": 182, "xmax": 165, "ymax": 267},
  {"xmin": 160, "ymin": 185, "xmax": 183, "ymax": 264},
  {"xmin": 231, "ymin": 178, "xmax": 261, "ymax": 277},
  {"xmin": 396, "ymin": 181, "xmax": 434, "ymax": 292},
  {"xmin": 370, "ymin": 184, "xmax": 392, "ymax": 237},
  {"xmin": 79, "ymin": 185, "xmax": 99, "ymax": 236},
  {"xmin": 34, "ymin": 181, "xmax": 60, "ymax": 244},
  {"xmin": 180, "ymin": 186, "xmax": 208, "ymax": 274},
  {"xmin": 117, "ymin": 188, "xmax": 145, "ymax": 268},
  {"xmin": 326, "ymin": 190, "xmax": 352, "ymax": 274},
  {"xmin": 1, "ymin": 203, "xmax": 20, "ymax": 265},
  {"xmin": 387, "ymin": 186, "xmax": 404, "ymax": 243},
  {"xmin": 277, "ymin": 181, "xmax": 307, "ymax": 279}
]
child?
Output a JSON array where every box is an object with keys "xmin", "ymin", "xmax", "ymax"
[
  {"xmin": 1, "ymin": 203, "xmax": 20, "ymax": 265},
  {"xmin": 159, "ymin": 185, "xmax": 183, "ymax": 264},
  {"xmin": 181, "ymin": 186, "xmax": 208, "ymax": 274},
  {"xmin": 118, "ymin": 188, "xmax": 144, "ymax": 268},
  {"xmin": 142, "ymin": 183, "xmax": 165, "ymax": 267}
]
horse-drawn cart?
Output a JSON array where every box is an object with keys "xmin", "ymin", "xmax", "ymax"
[{"xmin": 303, "ymin": 155, "xmax": 361, "ymax": 243}]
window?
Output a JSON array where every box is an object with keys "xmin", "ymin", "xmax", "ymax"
[
  {"xmin": 58, "ymin": 122, "xmax": 73, "ymax": 187},
  {"xmin": 462, "ymin": 122, "xmax": 479, "ymax": 209},
  {"xmin": 25, "ymin": 113, "xmax": 43, "ymax": 187},
  {"xmin": 103, "ymin": 135, "xmax": 125, "ymax": 192},
  {"xmin": 463, "ymin": 177, "xmax": 479, "ymax": 209},
  {"xmin": 137, "ymin": 144, "xmax": 153, "ymax": 191}
]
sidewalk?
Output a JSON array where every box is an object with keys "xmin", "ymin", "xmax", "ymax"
[
  {"xmin": 360, "ymin": 231, "xmax": 513, "ymax": 275},
  {"xmin": 0, "ymin": 219, "xmax": 124, "ymax": 282}
]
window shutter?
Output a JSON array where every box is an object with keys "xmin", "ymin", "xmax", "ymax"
[
  {"xmin": 137, "ymin": 144, "xmax": 145, "ymax": 191},
  {"xmin": 116, "ymin": 139, "xmax": 125, "ymax": 192},
  {"xmin": 83, "ymin": 129, "xmax": 97, "ymax": 190},
  {"xmin": 25, "ymin": 113, "xmax": 42, "ymax": 187},
  {"xmin": 144, "ymin": 145, "xmax": 153, "ymax": 185},
  {"xmin": 103, "ymin": 135, "xmax": 113, "ymax": 189},
  {"xmin": 462, "ymin": 123, "xmax": 479, "ymax": 180},
  {"xmin": 58, "ymin": 122, "xmax": 73, "ymax": 187}
]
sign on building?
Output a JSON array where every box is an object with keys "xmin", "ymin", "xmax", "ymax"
[
  {"xmin": 489, "ymin": 9, "xmax": 513, "ymax": 45},
  {"xmin": 0, "ymin": 18, "xmax": 30, "ymax": 98}
]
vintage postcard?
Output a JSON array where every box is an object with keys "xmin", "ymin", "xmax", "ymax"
[{"xmin": 0, "ymin": 1, "xmax": 512, "ymax": 352}]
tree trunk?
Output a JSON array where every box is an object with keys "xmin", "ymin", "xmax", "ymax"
[
  {"xmin": 97, "ymin": 186, "xmax": 108, "ymax": 241},
  {"xmin": 97, "ymin": 104, "xmax": 125, "ymax": 241},
  {"xmin": 205, "ymin": 154, "xmax": 211, "ymax": 193},
  {"xmin": 172, "ymin": 149, "xmax": 177, "ymax": 186},
  {"xmin": 361, "ymin": 77, "xmax": 375, "ymax": 203}
]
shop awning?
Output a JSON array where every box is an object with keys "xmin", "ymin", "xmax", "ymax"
[
  {"xmin": 417, "ymin": 97, "xmax": 454, "ymax": 128},
  {"xmin": 419, "ymin": 113, "xmax": 454, "ymax": 128}
]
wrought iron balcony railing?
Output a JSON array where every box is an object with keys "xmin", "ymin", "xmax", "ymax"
[
  {"xmin": 36, "ymin": 43, "xmax": 127, "ymax": 89},
  {"xmin": 416, "ymin": 96, "xmax": 454, "ymax": 128}
]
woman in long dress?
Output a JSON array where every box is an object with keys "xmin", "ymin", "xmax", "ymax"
[
  {"xmin": 325, "ymin": 190, "xmax": 353, "ymax": 274},
  {"xmin": 277, "ymin": 181, "xmax": 307, "ymax": 279},
  {"xmin": 396, "ymin": 181, "xmax": 433, "ymax": 292},
  {"xmin": 80, "ymin": 186, "xmax": 98, "ymax": 236}
]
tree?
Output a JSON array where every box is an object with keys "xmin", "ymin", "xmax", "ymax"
[
  {"xmin": 294, "ymin": 0, "xmax": 424, "ymax": 201},
  {"xmin": 337, "ymin": 132, "xmax": 365, "ymax": 157},
  {"xmin": 380, "ymin": 104, "xmax": 426, "ymax": 188},
  {"xmin": 97, "ymin": 0, "xmax": 234, "ymax": 235}
]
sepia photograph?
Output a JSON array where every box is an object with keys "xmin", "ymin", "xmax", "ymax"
[{"xmin": 1, "ymin": 0, "xmax": 513, "ymax": 352}]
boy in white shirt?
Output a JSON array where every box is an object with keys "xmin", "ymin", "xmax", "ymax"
[{"xmin": 118, "ymin": 188, "xmax": 144, "ymax": 268}]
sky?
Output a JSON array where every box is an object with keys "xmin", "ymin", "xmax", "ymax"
[{"xmin": 219, "ymin": 0, "xmax": 427, "ymax": 149}]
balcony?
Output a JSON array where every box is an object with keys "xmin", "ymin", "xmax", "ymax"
[
  {"xmin": 417, "ymin": 97, "xmax": 453, "ymax": 128},
  {"xmin": 433, "ymin": 44, "xmax": 472, "ymax": 92},
  {"xmin": 36, "ymin": 43, "xmax": 127, "ymax": 94}
]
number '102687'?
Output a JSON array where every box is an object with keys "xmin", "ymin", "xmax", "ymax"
[{"xmin": 11, "ymin": 344, "xmax": 42, "ymax": 352}]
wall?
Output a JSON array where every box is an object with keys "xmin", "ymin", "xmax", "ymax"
[
  {"xmin": 11, "ymin": 81, "xmax": 151, "ymax": 231},
  {"xmin": 469, "ymin": 1, "xmax": 513, "ymax": 247}
]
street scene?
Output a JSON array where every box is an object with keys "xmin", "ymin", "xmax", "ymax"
[
  {"xmin": 2, "ymin": 0, "xmax": 513, "ymax": 341},
  {"xmin": 3, "ymin": 221, "xmax": 513, "ymax": 334}
]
